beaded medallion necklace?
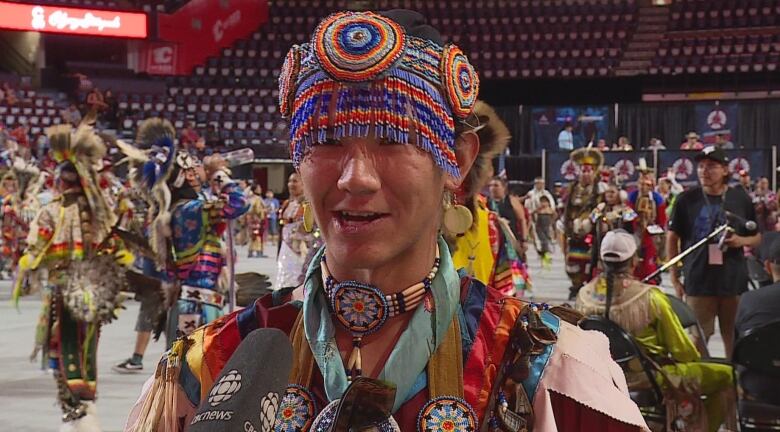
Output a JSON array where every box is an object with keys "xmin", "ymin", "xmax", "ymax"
[{"xmin": 320, "ymin": 246, "xmax": 441, "ymax": 379}]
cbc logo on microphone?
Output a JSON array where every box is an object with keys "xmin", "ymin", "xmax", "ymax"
[{"xmin": 208, "ymin": 369, "xmax": 242, "ymax": 407}]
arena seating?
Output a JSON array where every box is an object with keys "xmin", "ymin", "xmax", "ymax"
[
  {"xmin": 0, "ymin": 88, "xmax": 70, "ymax": 136},
  {"xmin": 648, "ymin": 0, "xmax": 780, "ymax": 75}
]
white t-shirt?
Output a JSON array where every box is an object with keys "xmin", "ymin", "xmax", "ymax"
[{"xmin": 558, "ymin": 130, "xmax": 573, "ymax": 150}]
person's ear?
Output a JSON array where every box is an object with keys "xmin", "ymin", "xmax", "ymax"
[{"xmin": 445, "ymin": 131, "xmax": 480, "ymax": 191}]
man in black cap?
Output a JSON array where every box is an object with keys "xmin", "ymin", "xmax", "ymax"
[
  {"xmin": 667, "ymin": 146, "xmax": 760, "ymax": 357},
  {"xmin": 734, "ymin": 235, "xmax": 780, "ymax": 404}
]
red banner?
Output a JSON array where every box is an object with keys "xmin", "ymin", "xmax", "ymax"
[
  {"xmin": 0, "ymin": 1, "xmax": 147, "ymax": 38},
  {"xmin": 155, "ymin": 0, "xmax": 268, "ymax": 74}
]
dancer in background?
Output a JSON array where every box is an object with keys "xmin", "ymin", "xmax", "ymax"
[
  {"xmin": 275, "ymin": 172, "xmax": 315, "ymax": 289},
  {"xmin": 16, "ymin": 124, "xmax": 133, "ymax": 431}
]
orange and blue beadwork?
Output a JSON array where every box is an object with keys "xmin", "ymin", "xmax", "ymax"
[{"xmin": 278, "ymin": 11, "xmax": 480, "ymax": 179}]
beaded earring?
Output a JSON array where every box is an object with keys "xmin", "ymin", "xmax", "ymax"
[{"xmin": 442, "ymin": 192, "xmax": 473, "ymax": 236}]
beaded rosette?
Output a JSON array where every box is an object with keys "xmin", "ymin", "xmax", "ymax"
[
  {"xmin": 417, "ymin": 396, "xmax": 478, "ymax": 432},
  {"xmin": 274, "ymin": 384, "xmax": 317, "ymax": 432},
  {"xmin": 278, "ymin": 11, "xmax": 479, "ymax": 178}
]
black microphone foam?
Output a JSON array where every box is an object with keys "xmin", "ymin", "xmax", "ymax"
[
  {"xmin": 726, "ymin": 211, "xmax": 758, "ymax": 232},
  {"xmin": 189, "ymin": 328, "xmax": 293, "ymax": 432}
]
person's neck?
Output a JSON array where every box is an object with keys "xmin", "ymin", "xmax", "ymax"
[
  {"xmin": 702, "ymin": 182, "xmax": 727, "ymax": 196},
  {"xmin": 325, "ymin": 234, "xmax": 440, "ymax": 296}
]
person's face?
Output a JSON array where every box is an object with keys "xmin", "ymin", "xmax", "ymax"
[
  {"xmin": 639, "ymin": 180, "xmax": 652, "ymax": 194},
  {"xmin": 618, "ymin": 137, "xmax": 628, "ymax": 146},
  {"xmin": 759, "ymin": 178, "xmax": 769, "ymax": 191},
  {"xmin": 488, "ymin": 180, "xmax": 506, "ymax": 200},
  {"xmin": 287, "ymin": 172, "xmax": 303, "ymax": 197},
  {"xmin": 688, "ymin": 136, "xmax": 697, "ymax": 143},
  {"xmin": 597, "ymin": 139, "xmax": 606, "ymax": 148},
  {"xmin": 298, "ymin": 132, "xmax": 450, "ymax": 269},
  {"xmin": 696, "ymin": 159, "xmax": 727, "ymax": 188},
  {"xmin": 604, "ymin": 187, "xmax": 618, "ymax": 204},
  {"xmin": 658, "ymin": 180, "xmax": 670, "ymax": 194},
  {"xmin": 265, "ymin": 190, "xmax": 274, "ymax": 199},
  {"xmin": 534, "ymin": 180, "xmax": 544, "ymax": 191},
  {"xmin": 739, "ymin": 175, "xmax": 750, "ymax": 188},
  {"xmin": 184, "ymin": 168, "xmax": 200, "ymax": 190},
  {"xmin": 580, "ymin": 165, "xmax": 595, "ymax": 184}
]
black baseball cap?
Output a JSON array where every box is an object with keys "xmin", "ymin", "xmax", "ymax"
[{"xmin": 694, "ymin": 145, "xmax": 729, "ymax": 165}]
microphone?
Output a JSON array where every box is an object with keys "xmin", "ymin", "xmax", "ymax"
[
  {"xmin": 725, "ymin": 211, "xmax": 758, "ymax": 232},
  {"xmin": 189, "ymin": 328, "xmax": 292, "ymax": 432}
]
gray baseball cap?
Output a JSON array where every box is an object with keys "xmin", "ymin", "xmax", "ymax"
[{"xmin": 600, "ymin": 229, "xmax": 637, "ymax": 262}]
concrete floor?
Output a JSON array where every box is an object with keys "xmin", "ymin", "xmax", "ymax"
[{"xmin": 0, "ymin": 243, "xmax": 725, "ymax": 431}]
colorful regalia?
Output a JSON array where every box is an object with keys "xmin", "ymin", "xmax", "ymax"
[
  {"xmin": 245, "ymin": 191, "xmax": 267, "ymax": 257},
  {"xmin": 118, "ymin": 119, "xmax": 249, "ymax": 346},
  {"xmin": 577, "ymin": 274, "xmax": 734, "ymax": 432},
  {"xmin": 0, "ymin": 158, "xmax": 41, "ymax": 277},
  {"xmin": 449, "ymin": 101, "xmax": 530, "ymax": 297},
  {"xmin": 15, "ymin": 124, "xmax": 134, "ymax": 431},
  {"xmin": 562, "ymin": 147, "xmax": 604, "ymax": 298},
  {"xmin": 627, "ymin": 186, "xmax": 666, "ymax": 283},
  {"xmin": 126, "ymin": 10, "xmax": 647, "ymax": 432}
]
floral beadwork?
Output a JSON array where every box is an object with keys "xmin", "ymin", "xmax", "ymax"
[
  {"xmin": 274, "ymin": 384, "xmax": 317, "ymax": 432},
  {"xmin": 331, "ymin": 280, "xmax": 389, "ymax": 336},
  {"xmin": 417, "ymin": 396, "xmax": 478, "ymax": 432},
  {"xmin": 313, "ymin": 11, "xmax": 406, "ymax": 82},
  {"xmin": 441, "ymin": 44, "xmax": 479, "ymax": 120}
]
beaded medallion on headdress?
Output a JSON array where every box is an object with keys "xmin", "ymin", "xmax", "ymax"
[
  {"xmin": 279, "ymin": 11, "xmax": 479, "ymax": 178},
  {"xmin": 313, "ymin": 12, "xmax": 406, "ymax": 82}
]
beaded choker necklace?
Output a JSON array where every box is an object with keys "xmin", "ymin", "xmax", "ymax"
[{"xmin": 320, "ymin": 246, "xmax": 441, "ymax": 379}]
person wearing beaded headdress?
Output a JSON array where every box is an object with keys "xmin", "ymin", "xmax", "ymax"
[
  {"xmin": 562, "ymin": 146, "xmax": 605, "ymax": 299},
  {"xmin": 125, "ymin": 11, "xmax": 647, "ymax": 432},
  {"xmin": 14, "ymin": 124, "xmax": 135, "ymax": 431},
  {"xmin": 116, "ymin": 118, "xmax": 249, "ymax": 349}
]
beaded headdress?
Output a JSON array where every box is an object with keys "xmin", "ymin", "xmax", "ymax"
[{"xmin": 279, "ymin": 10, "xmax": 479, "ymax": 178}]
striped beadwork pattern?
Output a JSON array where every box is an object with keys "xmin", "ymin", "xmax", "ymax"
[{"xmin": 279, "ymin": 11, "xmax": 480, "ymax": 179}]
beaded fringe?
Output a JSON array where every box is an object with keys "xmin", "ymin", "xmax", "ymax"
[{"xmin": 289, "ymin": 69, "xmax": 460, "ymax": 178}]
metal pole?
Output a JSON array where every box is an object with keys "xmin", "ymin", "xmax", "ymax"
[
  {"xmin": 773, "ymin": 145, "xmax": 777, "ymax": 192},
  {"xmin": 542, "ymin": 149, "xmax": 547, "ymax": 188},
  {"xmin": 641, "ymin": 223, "xmax": 730, "ymax": 283},
  {"xmin": 227, "ymin": 219, "xmax": 236, "ymax": 313}
]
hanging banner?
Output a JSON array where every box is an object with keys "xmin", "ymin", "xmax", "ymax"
[
  {"xmin": 694, "ymin": 102, "xmax": 739, "ymax": 146},
  {"xmin": 657, "ymin": 149, "xmax": 770, "ymax": 188},
  {"xmin": 531, "ymin": 106, "xmax": 610, "ymax": 154},
  {"xmin": 545, "ymin": 150, "xmax": 654, "ymax": 187},
  {"xmin": 0, "ymin": 1, "xmax": 148, "ymax": 38},
  {"xmin": 155, "ymin": 0, "xmax": 268, "ymax": 74}
]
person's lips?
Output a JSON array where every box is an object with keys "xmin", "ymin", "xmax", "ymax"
[{"xmin": 331, "ymin": 210, "xmax": 390, "ymax": 234}]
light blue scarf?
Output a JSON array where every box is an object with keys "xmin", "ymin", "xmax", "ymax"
[{"xmin": 302, "ymin": 236, "xmax": 460, "ymax": 412}]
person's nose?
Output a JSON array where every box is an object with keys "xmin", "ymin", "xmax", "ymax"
[{"xmin": 337, "ymin": 149, "xmax": 381, "ymax": 196}]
